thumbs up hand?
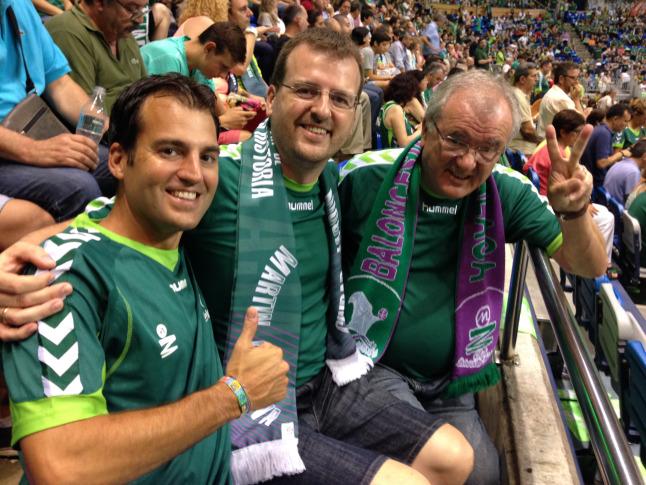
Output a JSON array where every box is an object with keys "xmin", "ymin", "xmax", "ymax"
[{"xmin": 225, "ymin": 307, "xmax": 289, "ymax": 411}]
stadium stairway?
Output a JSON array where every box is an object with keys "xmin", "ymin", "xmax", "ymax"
[{"xmin": 563, "ymin": 24, "xmax": 594, "ymax": 64}]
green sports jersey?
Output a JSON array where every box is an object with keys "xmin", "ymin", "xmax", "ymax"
[
  {"xmin": 2, "ymin": 214, "xmax": 230, "ymax": 484},
  {"xmin": 183, "ymin": 145, "xmax": 330, "ymax": 387},
  {"xmin": 628, "ymin": 192, "xmax": 646, "ymax": 263},
  {"xmin": 339, "ymin": 150, "xmax": 562, "ymax": 380},
  {"xmin": 614, "ymin": 126, "xmax": 646, "ymax": 150},
  {"xmin": 378, "ymin": 101, "xmax": 414, "ymax": 149}
]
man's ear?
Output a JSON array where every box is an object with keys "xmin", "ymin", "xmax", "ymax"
[
  {"xmin": 108, "ymin": 142, "xmax": 128, "ymax": 181},
  {"xmin": 203, "ymin": 41, "xmax": 217, "ymax": 55},
  {"xmin": 265, "ymin": 85, "xmax": 277, "ymax": 117}
]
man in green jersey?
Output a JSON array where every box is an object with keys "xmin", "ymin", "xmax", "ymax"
[
  {"xmin": 1, "ymin": 74, "xmax": 289, "ymax": 483},
  {"xmin": 338, "ymin": 69, "xmax": 607, "ymax": 484},
  {"xmin": 0, "ymin": 30, "xmax": 475, "ymax": 485}
]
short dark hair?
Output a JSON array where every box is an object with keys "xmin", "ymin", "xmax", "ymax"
[
  {"xmin": 108, "ymin": 74, "xmax": 218, "ymax": 153},
  {"xmin": 384, "ymin": 71, "xmax": 420, "ymax": 104},
  {"xmin": 587, "ymin": 108, "xmax": 606, "ymax": 126},
  {"xmin": 360, "ymin": 6, "xmax": 373, "ymax": 21},
  {"xmin": 552, "ymin": 109, "xmax": 585, "ymax": 139},
  {"xmin": 350, "ymin": 1, "xmax": 360, "ymax": 12},
  {"xmin": 350, "ymin": 26, "xmax": 370, "ymax": 46},
  {"xmin": 371, "ymin": 29, "xmax": 391, "ymax": 46},
  {"xmin": 197, "ymin": 22, "xmax": 246, "ymax": 65},
  {"xmin": 631, "ymin": 139, "xmax": 646, "ymax": 159},
  {"xmin": 271, "ymin": 28, "xmax": 363, "ymax": 96},
  {"xmin": 553, "ymin": 61, "xmax": 577, "ymax": 85},
  {"xmin": 513, "ymin": 62, "xmax": 536, "ymax": 85},
  {"xmin": 606, "ymin": 103, "xmax": 628, "ymax": 120},
  {"xmin": 307, "ymin": 8, "xmax": 322, "ymax": 27},
  {"xmin": 282, "ymin": 4, "xmax": 304, "ymax": 26}
]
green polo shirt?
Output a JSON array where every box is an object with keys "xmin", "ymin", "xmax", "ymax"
[{"xmin": 46, "ymin": 6, "xmax": 146, "ymax": 114}]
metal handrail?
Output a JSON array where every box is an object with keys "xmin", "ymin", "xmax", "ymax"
[
  {"xmin": 526, "ymin": 246, "xmax": 644, "ymax": 485},
  {"xmin": 500, "ymin": 242, "xmax": 529, "ymax": 362}
]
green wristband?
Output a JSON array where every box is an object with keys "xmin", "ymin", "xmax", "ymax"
[{"xmin": 220, "ymin": 376, "xmax": 251, "ymax": 415}]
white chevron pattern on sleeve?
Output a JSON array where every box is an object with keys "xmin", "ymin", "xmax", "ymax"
[
  {"xmin": 38, "ymin": 342, "xmax": 79, "ymax": 377},
  {"xmin": 42, "ymin": 375, "xmax": 83, "ymax": 397},
  {"xmin": 38, "ymin": 312, "xmax": 74, "ymax": 346}
]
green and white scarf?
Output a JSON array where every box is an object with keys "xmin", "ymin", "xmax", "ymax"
[{"xmin": 227, "ymin": 121, "xmax": 372, "ymax": 484}]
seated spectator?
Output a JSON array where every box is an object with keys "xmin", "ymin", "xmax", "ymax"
[
  {"xmin": 332, "ymin": 12, "xmax": 351, "ymax": 34},
  {"xmin": 614, "ymin": 98, "xmax": 646, "ymax": 151},
  {"xmin": 271, "ymin": 6, "xmax": 309, "ymax": 76},
  {"xmin": 610, "ymin": 139, "xmax": 646, "ymax": 205},
  {"xmin": 142, "ymin": 22, "xmax": 245, "ymax": 90},
  {"xmin": 509, "ymin": 62, "xmax": 542, "ymax": 156},
  {"xmin": 378, "ymin": 71, "xmax": 422, "ymax": 148},
  {"xmin": 45, "ymin": 0, "xmax": 148, "ymax": 114},
  {"xmin": 0, "ymin": 196, "xmax": 53, "ymax": 251},
  {"xmin": 597, "ymin": 88, "xmax": 617, "ymax": 112},
  {"xmin": 365, "ymin": 29, "xmax": 398, "ymax": 89},
  {"xmin": 581, "ymin": 103, "xmax": 631, "ymax": 188},
  {"xmin": 525, "ymin": 109, "xmax": 585, "ymax": 195},
  {"xmin": 0, "ymin": 0, "xmax": 112, "ymax": 222},
  {"xmin": 627, "ymin": 164, "xmax": 646, "ymax": 263},
  {"xmin": 307, "ymin": 8, "xmax": 324, "ymax": 28},
  {"xmin": 257, "ymin": 0, "xmax": 285, "ymax": 36}
]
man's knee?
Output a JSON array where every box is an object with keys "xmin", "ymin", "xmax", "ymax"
[
  {"xmin": 55, "ymin": 170, "xmax": 102, "ymax": 220},
  {"xmin": 412, "ymin": 423, "xmax": 474, "ymax": 485},
  {"xmin": 371, "ymin": 458, "xmax": 430, "ymax": 485}
]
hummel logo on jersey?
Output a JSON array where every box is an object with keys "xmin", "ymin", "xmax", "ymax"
[
  {"xmin": 156, "ymin": 323, "xmax": 178, "ymax": 359},
  {"xmin": 169, "ymin": 279, "xmax": 187, "ymax": 293}
]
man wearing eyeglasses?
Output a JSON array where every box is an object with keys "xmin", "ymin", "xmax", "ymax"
[
  {"xmin": 338, "ymin": 69, "xmax": 607, "ymax": 484},
  {"xmin": 536, "ymin": 61, "xmax": 585, "ymax": 139},
  {"xmin": 45, "ymin": 0, "xmax": 148, "ymax": 114},
  {"xmin": 0, "ymin": 28, "xmax": 475, "ymax": 484}
]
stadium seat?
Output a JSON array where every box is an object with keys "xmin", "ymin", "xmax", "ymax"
[
  {"xmin": 592, "ymin": 186, "xmax": 611, "ymax": 207},
  {"xmin": 526, "ymin": 166, "xmax": 540, "ymax": 191},
  {"xmin": 504, "ymin": 148, "xmax": 526, "ymax": 173},
  {"xmin": 626, "ymin": 340, "xmax": 646, "ymax": 466},
  {"xmin": 607, "ymin": 195, "xmax": 625, "ymax": 247},
  {"xmin": 620, "ymin": 211, "xmax": 646, "ymax": 285}
]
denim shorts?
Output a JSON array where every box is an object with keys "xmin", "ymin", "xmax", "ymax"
[
  {"xmin": 369, "ymin": 364, "xmax": 501, "ymax": 485},
  {"xmin": 266, "ymin": 367, "xmax": 446, "ymax": 484}
]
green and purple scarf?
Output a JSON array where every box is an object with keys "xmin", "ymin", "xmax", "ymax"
[{"xmin": 345, "ymin": 139, "xmax": 505, "ymax": 397}]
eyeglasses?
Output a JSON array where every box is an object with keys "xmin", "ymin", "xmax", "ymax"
[
  {"xmin": 431, "ymin": 119, "xmax": 502, "ymax": 164},
  {"xmin": 565, "ymin": 74, "xmax": 580, "ymax": 81},
  {"xmin": 280, "ymin": 82, "xmax": 358, "ymax": 110},
  {"xmin": 114, "ymin": 0, "xmax": 149, "ymax": 18}
]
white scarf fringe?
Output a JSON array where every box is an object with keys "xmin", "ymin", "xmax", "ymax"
[
  {"xmin": 326, "ymin": 349, "xmax": 374, "ymax": 386},
  {"xmin": 231, "ymin": 438, "xmax": 305, "ymax": 484}
]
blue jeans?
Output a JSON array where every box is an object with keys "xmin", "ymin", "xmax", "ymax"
[
  {"xmin": 266, "ymin": 367, "xmax": 446, "ymax": 484},
  {"xmin": 362, "ymin": 83, "xmax": 383, "ymax": 149},
  {"xmin": 370, "ymin": 364, "xmax": 501, "ymax": 485},
  {"xmin": 0, "ymin": 144, "xmax": 115, "ymax": 222}
]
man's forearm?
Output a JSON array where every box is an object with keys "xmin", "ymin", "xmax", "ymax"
[
  {"xmin": 43, "ymin": 75, "xmax": 90, "ymax": 126},
  {"xmin": 21, "ymin": 381, "xmax": 241, "ymax": 485},
  {"xmin": 0, "ymin": 127, "xmax": 35, "ymax": 163},
  {"xmin": 552, "ymin": 212, "xmax": 607, "ymax": 277}
]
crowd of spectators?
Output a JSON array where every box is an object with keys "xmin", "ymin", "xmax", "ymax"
[{"xmin": 2, "ymin": 0, "xmax": 645, "ymax": 252}]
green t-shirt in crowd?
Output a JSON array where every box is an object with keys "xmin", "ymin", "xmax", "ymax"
[
  {"xmin": 141, "ymin": 36, "xmax": 216, "ymax": 91},
  {"xmin": 338, "ymin": 150, "xmax": 562, "ymax": 381},
  {"xmin": 628, "ymin": 191, "xmax": 646, "ymax": 263},
  {"xmin": 46, "ymin": 6, "xmax": 146, "ymax": 114},
  {"xmin": 613, "ymin": 126, "xmax": 646, "ymax": 150},
  {"xmin": 2, "ymin": 214, "xmax": 230, "ymax": 483},
  {"xmin": 183, "ymin": 144, "xmax": 331, "ymax": 387}
]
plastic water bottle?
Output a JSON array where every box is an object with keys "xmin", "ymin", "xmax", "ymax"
[{"xmin": 76, "ymin": 86, "xmax": 106, "ymax": 144}]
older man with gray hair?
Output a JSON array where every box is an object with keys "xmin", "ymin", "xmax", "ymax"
[{"xmin": 339, "ymin": 69, "xmax": 607, "ymax": 484}]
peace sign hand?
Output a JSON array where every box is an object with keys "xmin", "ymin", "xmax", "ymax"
[{"xmin": 546, "ymin": 123, "xmax": 594, "ymax": 215}]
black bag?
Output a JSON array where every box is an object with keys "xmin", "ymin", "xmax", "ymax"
[{"xmin": 0, "ymin": 6, "xmax": 70, "ymax": 139}]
